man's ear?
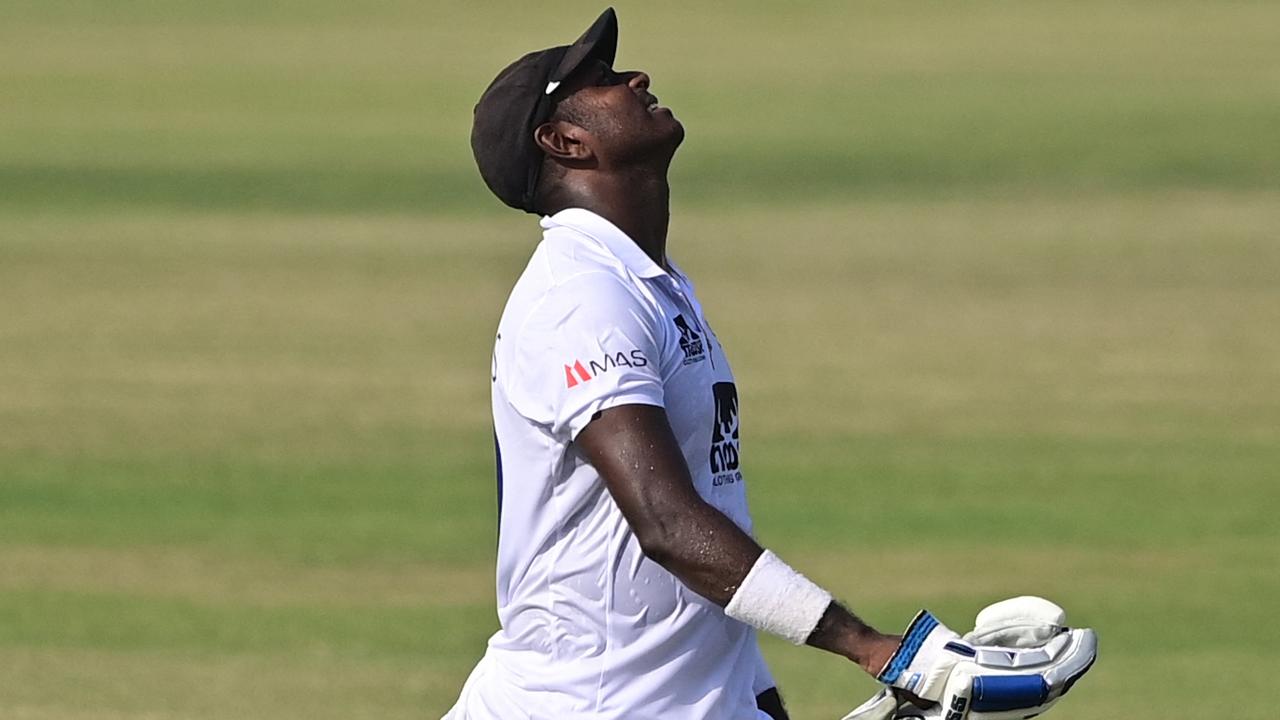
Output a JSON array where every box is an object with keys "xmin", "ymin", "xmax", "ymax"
[{"xmin": 533, "ymin": 120, "xmax": 594, "ymax": 163}]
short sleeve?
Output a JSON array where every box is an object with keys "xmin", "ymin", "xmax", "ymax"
[{"xmin": 506, "ymin": 272, "xmax": 665, "ymax": 439}]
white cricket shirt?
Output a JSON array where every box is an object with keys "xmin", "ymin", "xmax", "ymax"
[{"xmin": 444, "ymin": 209, "xmax": 774, "ymax": 720}]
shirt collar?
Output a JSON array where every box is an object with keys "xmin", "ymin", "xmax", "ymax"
[{"xmin": 540, "ymin": 208, "xmax": 669, "ymax": 279}]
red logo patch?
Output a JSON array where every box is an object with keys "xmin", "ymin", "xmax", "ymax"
[{"xmin": 564, "ymin": 360, "xmax": 593, "ymax": 388}]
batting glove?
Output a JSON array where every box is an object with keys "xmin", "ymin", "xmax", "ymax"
[{"xmin": 844, "ymin": 597, "xmax": 1098, "ymax": 720}]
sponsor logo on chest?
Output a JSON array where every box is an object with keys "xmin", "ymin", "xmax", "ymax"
[
  {"xmin": 673, "ymin": 314, "xmax": 706, "ymax": 365},
  {"xmin": 564, "ymin": 349, "xmax": 649, "ymax": 388},
  {"xmin": 710, "ymin": 382, "xmax": 742, "ymax": 486}
]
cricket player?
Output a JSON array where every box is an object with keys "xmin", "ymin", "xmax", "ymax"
[{"xmin": 447, "ymin": 8, "xmax": 1095, "ymax": 720}]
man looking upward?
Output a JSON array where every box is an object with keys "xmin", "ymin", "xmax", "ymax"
[{"xmin": 448, "ymin": 8, "xmax": 901, "ymax": 719}]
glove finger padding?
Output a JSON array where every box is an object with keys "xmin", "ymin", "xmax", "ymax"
[
  {"xmin": 936, "ymin": 627, "xmax": 1097, "ymax": 720},
  {"xmin": 870, "ymin": 603, "xmax": 1097, "ymax": 720},
  {"xmin": 963, "ymin": 596, "xmax": 1067, "ymax": 649}
]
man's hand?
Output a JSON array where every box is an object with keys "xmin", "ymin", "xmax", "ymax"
[
  {"xmin": 875, "ymin": 610, "xmax": 970, "ymax": 701},
  {"xmin": 842, "ymin": 597, "xmax": 1098, "ymax": 720}
]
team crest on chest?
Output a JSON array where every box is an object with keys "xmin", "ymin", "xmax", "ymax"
[{"xmin": 673, "ymin": 314, "xmax": 706, "ymax": 365}]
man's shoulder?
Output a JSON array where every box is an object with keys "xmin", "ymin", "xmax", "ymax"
[
  {"xmin": 507, "ymin": 239, "xmax": 649, "ymax": 320},
  {"xmin": 536, "ymin": 225, "xmax": 631, "ymax": 285},
  {"xmin": 505, "ymin": 267, "xmax": 652, "ymax": 341}
]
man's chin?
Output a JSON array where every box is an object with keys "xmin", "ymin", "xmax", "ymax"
[{"xmin": 667, "ymin": 120, "xmax": 686, "ymax": 150}]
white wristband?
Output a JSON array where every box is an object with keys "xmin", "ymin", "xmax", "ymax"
[{"xmin": 724, "ymin": 550, "xmax": 833, "ymax": 645}]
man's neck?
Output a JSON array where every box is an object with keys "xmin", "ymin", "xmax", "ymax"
[{"xmin": 555, "ymin": 168, "xmax": 671, "ymax": 269}]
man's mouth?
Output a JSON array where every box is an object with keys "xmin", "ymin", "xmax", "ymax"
[{"xmin": 645, "ymin": 94, "xmax": 663, "ymax": 113}]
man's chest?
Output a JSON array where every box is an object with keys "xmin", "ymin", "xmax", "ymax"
[{"xmin": 650, "ymin": 286, "xmax": 750, "ymax": 526}]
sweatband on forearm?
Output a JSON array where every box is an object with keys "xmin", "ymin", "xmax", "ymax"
[{"xmin": 724, "ymin": 549, "xmax": 833, "ymax": 645}]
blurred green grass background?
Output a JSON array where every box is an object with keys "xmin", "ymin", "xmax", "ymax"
[{"xmin": 2, "ymin": 1, "xmax": 1278, "ymax": 718}]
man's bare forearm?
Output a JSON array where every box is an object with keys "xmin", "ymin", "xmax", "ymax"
[
  {"xmin": 577, "ymin": 404, "xmax": 762, "ymax": 605},
  {"xmin": 634, "ymin": 492, "xmax": 763, "ymax": 605},
  {"xmin": 808, "ymin": 602, "xmax": 900, "ymax": 675},
  {"xmin": 652, "ymin": 508, "xmax": 900, "ymax": 673},
  {"xmin": 576, "ymin": 404, "xmax": 900, "ymax": 674}
]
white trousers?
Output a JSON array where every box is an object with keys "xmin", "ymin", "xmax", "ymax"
[{"xmin": 441, "ymin": 652, "xmax": 775, "ymax": 720}]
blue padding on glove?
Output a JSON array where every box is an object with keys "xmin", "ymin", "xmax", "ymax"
[
  {"xmin": 879, "ymin": 611, "xmax": 939, "ymax": 684},
  {"xmin": 971, "ymin": 675, "xmax": 1050, "ymax": 712}
]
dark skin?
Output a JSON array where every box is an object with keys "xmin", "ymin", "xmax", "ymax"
[
  {"xmin": 537, "ymin": 60, "xmax": 909, "ymax": 717},
  {"xmin": 533, "ymin": 60, "xmax": 678, "ymax": 266}
]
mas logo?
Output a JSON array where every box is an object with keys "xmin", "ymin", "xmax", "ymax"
[{"xmin": 564, "ymin": 349, "xmax": 649, "ymax": 388}]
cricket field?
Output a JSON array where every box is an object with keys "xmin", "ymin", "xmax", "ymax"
[{"xmin": 1, "ymin": 1, "xmax": 1277, "ymax": 718}]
